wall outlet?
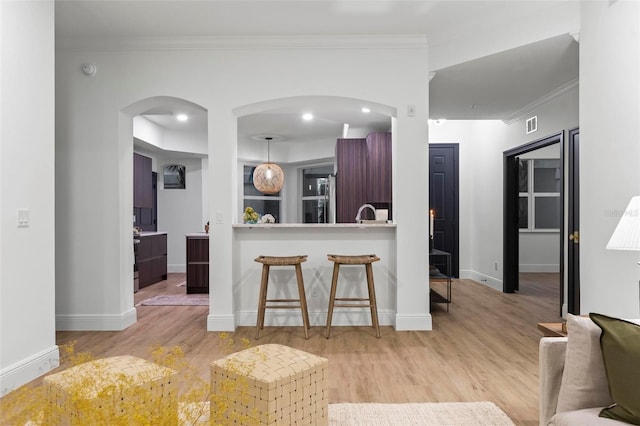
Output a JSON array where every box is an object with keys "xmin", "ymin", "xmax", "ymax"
[
  {"xmin": 215, "ymin": 211, "xmax": 223, "ymax": 224},
  {"xmin": 494, "ymin": 262, "xmax": 499, "ymax": 271},
  {"xmin": 17, "ymin": 209, "xmax": 30, "ymax": 228}
]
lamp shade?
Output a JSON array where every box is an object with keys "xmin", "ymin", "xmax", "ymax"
[
  {"xmin": 253, "ymin": 162, "xmax": 284, "ymax": 194},
  {"xmin": 606, "ymin": 196, "xmax": 640, "ymax": 250}
]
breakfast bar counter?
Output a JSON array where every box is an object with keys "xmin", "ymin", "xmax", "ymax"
[{"xmin": 230, "ymin": 223, "xmax": 397, "ymax": 329}]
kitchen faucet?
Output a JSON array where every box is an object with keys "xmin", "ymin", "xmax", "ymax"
[{"xmin": 355, "ymin": 204, "xmax": 376, "ymax": 222}]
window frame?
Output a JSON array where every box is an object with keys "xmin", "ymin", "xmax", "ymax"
[{"xmin": 518, "ymin": 158, "xmax": 561, "ymax": 232}]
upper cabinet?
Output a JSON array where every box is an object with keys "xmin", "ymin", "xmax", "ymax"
[
  {"xmin": 336, "ymin": 132, "xmax": 392, "ymax": 223},
  {"xmin": 336, "ymin": 138, "xmax": 368, "ymax": 223},
  {"xmin": 366, "ymin": 132, "xmax": 392, "ymax": 204},
  {"xmin": 134, "ymin": 153, "xmax": 153, "ymax": 208}
]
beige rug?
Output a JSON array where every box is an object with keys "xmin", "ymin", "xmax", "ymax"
[
  {"xmin": 328, "ymin": 402, "xmax": 515, "ymax": 425},
  {"xmin": 136, "ymin": 294, "xmax": 209, "ymax": 306},
  {"xmin": 180, "ymin": 401, "xmax": 515, "ymax": 425}
]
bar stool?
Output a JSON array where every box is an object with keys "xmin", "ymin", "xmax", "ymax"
[
  {"xmin": 325, "ymin": 254, "xmax": 381, "ymax": 338},
  {"xmin": 254, "ymin": 255, "xmax": 311, "ymax": 340}
]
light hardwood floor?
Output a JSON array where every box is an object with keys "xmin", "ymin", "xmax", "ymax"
[{"xmin": 14, "ymin": 273, "xmax": 563, "ymax": 425}]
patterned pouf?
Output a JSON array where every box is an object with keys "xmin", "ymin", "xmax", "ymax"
[
  {"xmin": 211, "ymin": 344, "xmax": 329, "ymax": 425},
  {"xmin": 44, "ymin": 355, "xmax": 177, "ymax": 424}
]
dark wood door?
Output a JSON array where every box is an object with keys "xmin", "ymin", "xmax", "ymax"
[
  {"xmin": 503, "ymin": 132, "xmax": 564, "ymax": 295},
  {"xmin": 429, "ymin": 144, "xmax": 459, "ymax": 277},
  {"xmin": 567, "ymin": 128, "xmax": 580, "ymax": 314}
]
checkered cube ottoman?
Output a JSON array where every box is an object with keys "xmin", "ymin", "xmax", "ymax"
[
  {"xmin": 43, "ymin": 355, "xmax": 177, "ymax": 424},
  {"xmin": 210, "ymin": 344, "xmax": 328, "ymax": 425}
]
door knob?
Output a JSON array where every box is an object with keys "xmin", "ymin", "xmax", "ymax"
[{"xmin": 569, "ymin": 231, "xmax": 580, "ymax": 243}]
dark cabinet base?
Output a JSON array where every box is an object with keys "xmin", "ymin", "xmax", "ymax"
[
  {"xmin": 186, "ymin": 235, "xmax": 209, "ymax": 294},
  {"xmin": 137, "ymin": 233, "xmax": 168, "ymax": 288}
]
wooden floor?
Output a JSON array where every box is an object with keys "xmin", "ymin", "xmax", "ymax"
[{"xmin": 18, "ymin": 273, "xmax": 563, "ymax": 425}]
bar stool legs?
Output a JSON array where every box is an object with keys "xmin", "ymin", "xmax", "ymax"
[
  {"xmin": 254, "ymin": 255, "xmax": 310, "ymax": 340},
  {"xmin": 325, "ymin": 254, "xmax": 381, "ymax": 339}
]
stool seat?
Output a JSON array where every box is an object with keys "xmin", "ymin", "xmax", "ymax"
[
  {"xmin": 328, "ymin": 254, "xmax": 379, "ymax": 264},
  {"xmin": 255, "ymin": 255, "xmax": 307, "ymax": 266},
  {"xmin": 254, "ymin": 255, "xmax": 310, "ymax": 339},
  {"xmin": 325, "ymin": 253, "xmax": 381, "ymax": 338}
]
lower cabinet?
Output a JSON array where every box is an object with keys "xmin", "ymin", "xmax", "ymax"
[
  {"xmin": 186, "ymin": 234, "xmax": 209, "ymax": 294},
  {"xmin": 138, "ymin": 233, "xmax": 168, "ymax": 288}
]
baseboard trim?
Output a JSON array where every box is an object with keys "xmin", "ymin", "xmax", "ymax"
[
  {"xmin": 56, "ymin": 308, "xmax": 137, "ymax": 331},
  {"xmin": 467, "ymin": 271, "xmax": 503, "ymax": 292},
  {"xmin": 207, "ymin": 314, "xmax": 236, "ymax": 331},
  {"xmin": 234, "ymin": 309, "xmax": 397, "ymax": 328},
  {"xmin": 0, "ymin": 345, "xmax": 59, "ymax": 397},
  {"xmin": 395, "ymin": 313, "xmax": 432, "ymax": 331},
  {"xmin": 168, "ymin": 264, "xmax": 186, "ymax": 273},
  {"xmin": 519, "ymin": 264, "xmax": 560, "ymax": 273}
]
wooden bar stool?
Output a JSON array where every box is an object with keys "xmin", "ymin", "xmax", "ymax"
[
  {"xmin": 325, "ymin": 254, "xmax": 381, "ymax": 338},
  {"xmin": 254, "ymin": 255, "xmax": 311, "ymax": 340}
]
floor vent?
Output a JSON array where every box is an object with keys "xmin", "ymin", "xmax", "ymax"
[{"xmin": 526, "ymin": 116, "xmax": 538, "ymax": 134}]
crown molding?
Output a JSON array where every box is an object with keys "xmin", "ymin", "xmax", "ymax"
[
  {"xmin": 56, "ymin": 34, "xmax": 428, "ymax": 52},
  {"xmin": 502, "ymin": 78, "xmax": 579, "ymax": 125}
]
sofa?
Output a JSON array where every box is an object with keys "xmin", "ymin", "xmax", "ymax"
[{"xmin": 539, "ymin": 314, "xmax": 640, "ymax": 426}]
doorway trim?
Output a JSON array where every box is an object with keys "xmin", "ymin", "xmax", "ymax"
[
  {"xmin": 503, "ymin": 132, "xmax": 564, "ymax": 297},
  {"xmin": 567, "ymin": 127, "xmax": 580, "ymax": 314}
]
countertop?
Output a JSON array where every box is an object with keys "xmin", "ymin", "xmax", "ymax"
[
  {"xmin": 186, "ymin": 233, "xmax": 209, "ymax": 238},
  {"xmin": 137, "ymin": 231, "xmax": 167, "ymax": 237},
  {"xmin": 232, "ymin": 223, "xmax": 396, "ymax": 229}
]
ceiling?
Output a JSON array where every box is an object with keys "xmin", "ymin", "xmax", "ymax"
[{"xmin": 55, "ymin": 1, "xmax": 579, "ymax": 153}]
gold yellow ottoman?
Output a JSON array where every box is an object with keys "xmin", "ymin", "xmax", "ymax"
[
  {"xmin": 210, "ymin": 344, "xmax": 328, "ymax": 425},
  {"xmin": 43, "ymin": 355, "xmax": 177, "ymax": 424}
]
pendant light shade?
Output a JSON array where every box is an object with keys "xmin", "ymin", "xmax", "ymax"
[{"xmin": 253, "ymin": 137, "xmax": 284, "ymax": 194}]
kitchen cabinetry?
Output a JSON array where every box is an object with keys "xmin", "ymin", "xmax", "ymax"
[
  {"xmin": 366, "ymin": 132, "xmax": 392, "ymax": 204},
  {"xmin": 134, "ymin": 153, "xmax": 153, "ymax": 208},
  {"xmin": 137, "ymin": 233, "xmax": 167, "ymax": 288},
  {"xmin": 336, "ymin": 132, "xmax": 392, "ymax": 223},
  {"xmin": 336, "ymin": 138, "xmax": 368, "ymax": 223},
  {"xmin": 186, "ymin": 234, "xmax": 209, "ymax": 294}
]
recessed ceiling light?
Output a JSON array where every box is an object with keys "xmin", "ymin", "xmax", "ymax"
[
  {"xmin": 176, "ymin": 113, "xmax": 188, "ymax": 122},
  {"xmin": 361, "ymin": 107, "xmax": 371, "ymax": 113},
  {"xmin": 302, "ymin": 113, "xmax": 313, "ymax": 121}
]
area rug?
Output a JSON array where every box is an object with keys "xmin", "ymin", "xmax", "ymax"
[
  {"xmin": 180, "ymin": 401, "xmax": 515, "ymax": 425},
  {"xmin": 328, "ymin": 402, "xmax": 515, "ymax": 426},
  {"xmin": 136, "ymin": 294, "xmax": 209, "ymax": 306}
]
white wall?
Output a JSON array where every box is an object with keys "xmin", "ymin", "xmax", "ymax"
[
  {"xmin": 0, "ymin": 1, "xmax": 58, "ymax": 395},
  {"xmin": 580, "ymin": 1, "xmax": 640, "ymax": 317},
  {"xmin": 55, "ymin": 37, "xmax": 430, "ymax": 332},
  {"xmin": 157, "ymin": 156, "xmax": 206, "ymax": 272},
  {"xmin": 429, "ymin": 84, "xmax": 578, "ymax": 291}
]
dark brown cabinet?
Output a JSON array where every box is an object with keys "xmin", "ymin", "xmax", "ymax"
[
  {"xmin": 134, "ymin": 153, "xmax": 153, "ymax": 208},
  {"xmin": 336, "ymin": 132, "xmax": 392, "ymax": 223},
  {"xmin": 186, "ymin": 235, "xmax": 209, "ymax": 294},
  {"xmin": 137, "ymin": 233, "xmax": 167, "ymax": 288},
  {"xmin": 336, "ymin": 138, "xmax": 368, "ymax": 223},
  {"xmin": 366, "ymin": 132, "xmax": 392, "ymax": 204}
]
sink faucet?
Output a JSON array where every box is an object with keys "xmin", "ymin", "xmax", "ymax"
[{"xmin": 355, "ymin": 204, "xmax": 376, "ymax": 222}]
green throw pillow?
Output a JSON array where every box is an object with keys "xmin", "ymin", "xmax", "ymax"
[{"xmin": 589, "ymin": 313, "xmax": 640, "ymax": 424}]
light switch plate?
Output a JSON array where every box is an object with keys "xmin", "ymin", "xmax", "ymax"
[{"xmin": 216, "ymin": 211, "xmax": 224, "ymax": 224}]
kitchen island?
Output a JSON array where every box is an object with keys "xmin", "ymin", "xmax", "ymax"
[{"xmin": 137, "ymin": 231, "xmax": 167, "ymax": 288}]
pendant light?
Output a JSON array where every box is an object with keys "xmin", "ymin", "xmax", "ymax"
[{"xmin": 253, "ymin": 137, "xmax": 284, "ymax": 194}]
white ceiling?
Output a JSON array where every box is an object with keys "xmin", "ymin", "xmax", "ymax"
[{"xmin": 55, "ymin": 1, "xmax": 579, "ymax": 153}]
